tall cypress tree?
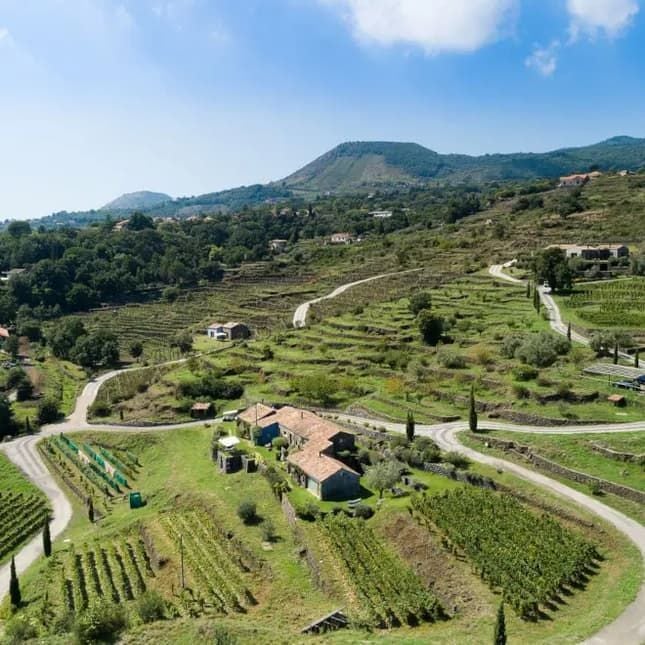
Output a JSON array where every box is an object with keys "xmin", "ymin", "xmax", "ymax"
[
  {"xmin": 87, "ymin": 497, "xmax": 94, "ymax": 523},
  {"xmin": 406, "ymin": 410, "xmax": 415, "ymax": 443},
  {"xmin": 493, "ymin": 602, "xmax": 506, "ymax": 645},
  {"xmin": 9, "ymin": 556, "xmax": 21, "ymax": 607},
  {"xmin": 469, "ymin": 386, "xmax": 478, "ymax": 433},
  {"xmin": 526, "ymin": 281, "xmax": 531, "ymax": 298},
  {"xmin": 567, "ymin": 322, "xmax": 571, "ymax": 342},
  {"xmin": 43, "ymin": 519, "xmax": 52, "ymax": 557},
  {"xmin": 613, "ymin": 341, "xmax": 619, "ymax": 365},
  {"xmin": 635, "ymin": 349, "xmax": 640, "ymax": 369}
]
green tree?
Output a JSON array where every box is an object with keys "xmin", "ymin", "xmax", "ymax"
[
  {"xmin": 126, "ymin": 212, "xmax": 155, "ymax": 231},
  {"xmin": 493, "ymin": 602, "xmax": 507, "ymax": 645},
  {"xmin": 43, "ymin": 519, "xmax": 52, "ymax": 557},
  {"xmin": 37, "ymin": 398, "xmax": 60, "ymax": 425},
  {"xmin": 172, "ymin": 331, "xmax": 193, "ymax": 354},
  {"xmin": 469, "ymin": 386, "xmax": 478, "ymax": 433},
  {"xmin": 418, "ymin": 310, "xmax": 444, "ymax": 345},
  {"xmin": 4, "ymin": 334, "xmax": 19, "ymax": 359},
  {"xmin": 567, "ymin": 321, "xmax": 571, "ymax": 341},
  {"xmin": 409, "ymin": 291, "xmax": 432, "ymax": 316},
  {"xmin": 87, "ymin": 497, "xmax": 94, "ymax": 523},
  {"xmin": 405, "ymin": 410, "xmax": 415, "ymax": 443},
  {"xmin": 237, "ymin": 500, "xmax": 258, "ymax": 524},
  {"xmin": 613, "ymin": 341, "xmax": 619, "ymax": 365},
  {"xmin": 129, "ymin": 341, "xmax": 143, "ymax": 359},
  {"xmin": 533, "ymin": 247, "xmax": 572, "ymax": 292},
  {"xmin": 0, "ymin": 395, "xmax": 17, "ymax": 439},
  {"xmin": 9, "ymin": 556, "xmax": 21, "ymax": 607},
  {"xmin": 635, "ymin": 349, "xmax": 640, "ymax": 369},
  {"xmin": 364, "ymin": 460, "xmax": 402, "ymax": 498}
]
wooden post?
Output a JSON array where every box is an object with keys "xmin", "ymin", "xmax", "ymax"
[{"xmin": 180, "ymin": 534, "xmax": 185, "ymax": 589}]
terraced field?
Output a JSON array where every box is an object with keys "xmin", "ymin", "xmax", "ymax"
[{"xmin": 0, "ymin": 453, "xmax": 49, "ymax": 564}]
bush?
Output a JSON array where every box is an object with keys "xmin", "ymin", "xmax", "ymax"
[
  {"xmin": 437, "ymin": 349, "xmax": 466, "ymax": 369},
  {"xmin": 500, "ymin": 334, "xmax": 523, "ymax": 359},
  {"xmin": 37, "ymin": 398, "xmax": 60, "ymax": 425},
  {"xmin": 3, "ymin": 614, "xmax": 39, "ymax": 645},
  {"xmin": 353, "ymin": 503, "xmax": 374, "ymax": 519},
  {"xmin": 74, "ymin": 600, "xmax": 127, "ymax": 644},
  {"xmin": 515, "ymin": 332, "xmax": 570, "ymax": 367},
  {"xmin": 295, "ymin": 501, "xmax": 320, "ymax": 521},
  {"xmin": 237, "ymin": 500, "xmax": 258, "ymax": 524},
  {"xmin": 443, "ymin": 452, "xmax": 470, "ymax": 469},
  {"xmin": 418, "ymin": 311, "xmax": 444, "ymax": 345},
  {"xmin": 135, "ymin": 590, "xmax": 166, "ymax": 624},
  {"xmin": 261, "ymin": 519, "xmax": 276, "ymax": 542},
  {"xmin": 409, "ymin": 291, "xmax": 432, "ymax": 316},
  {"xmin": 512, "ymin": 383, "xmax": 530, "ymax": 399},
  {"xmin": 513, "ymin": 365, "xmax": 538, "ymax": 381}
]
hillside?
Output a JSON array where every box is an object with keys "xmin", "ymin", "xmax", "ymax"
[
  {"xmin": 102, "ymin": 190, "xmax": 172, "ymax": 211},
  {"xmin": 280, "ymin": 136, "xmax": 645, "ymax": 193}
]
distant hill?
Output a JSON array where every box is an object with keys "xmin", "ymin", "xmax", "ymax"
[
  {"xmin": 280, "ymin": 136, "xmax": 645, "ymax": 193},
  {"xmin": 9, "ymin": 135, "xmax": 645, "ymax": 230},
  {"xmin": 102, "ymin": 191, "xmax": 172, "ymax": 211}
]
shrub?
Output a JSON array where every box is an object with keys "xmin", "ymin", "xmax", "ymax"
[
  {"xmin": 74, "ymin": 600, "xmax": 127, "ymax": 644},
  {"xmin": 295, "ymin": 501, "xmax": 320, "ymax": 521},
  {"xmin": 513, "ymin": 365, "xmax": 538, "ymax": 381},
  {"xmin": 353, "ymin": 503, "xmax": 374, "ymax": 519},
  {"xmin": 500, "ymin": 334, "xmax": 523, "ymax": 359},
  {"xmin": 437, "ymin": 349, "xmax": 466, "ymax": 369},
  {"xmin": 135, "ymin": 590, "xmax": 166, "ymax": 624},
  {"xmin": 418, "ymin": 311, "xmax": 444, "ymax": 345},
  {"xmin": 261, "ymin": 519, "xmax": 277, "ymax": 542},
  {"xmin": 237, "ymin": 500, "xmax": 258, "ymax": 524},
  {"xmin": 515, "ymin": 332, "xmax": 570, "ymax": 368},
  {"xmin": 409, "ymin": 291, "xmax": 432, "ymax": 316},
  {"xmin": 512, "ymin": 384, "xmax": 530, "ymax": 399},
  {"xmin": 444, "ymin": 452, "xmax": 470, "ymax": 469},
  {"xmin": 3, "ymin": 614, "xmax": 38, "ymax": 645},
  {"xmin": 37, "ymin": 398, "xmax": 60, "ymax": 425}
]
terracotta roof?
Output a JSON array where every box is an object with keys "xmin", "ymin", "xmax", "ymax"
[
  {"xmin": 287, "ymin": 450, "xmax": 357, "ymax": 482},
  {"xmin": 268, "ymin": 406, "xmax": 342, "ymax": 441},
  {"xmin": 607, "ymin": 394, "xmax": 626, "ymax": 403},
  {"xmin": 207, "ymin": 321, "xmax": 246, "ymax": 330},
  {"xmin": 0, "ymin": 327, "xmax": 9, "ymax": 338},
  {"xmin": 238, "ymin": 403, "xmax": 276, "ymax": 426},
  {"xmin": 191, "ymin": 402, "xmax": 213, "ymax": 411}
]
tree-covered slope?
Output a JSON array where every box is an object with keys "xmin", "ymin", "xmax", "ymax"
[
  {"xmin": 102, "ymin": 191, "xmax": 173, "ymax": 211},
  {"xmin": 280, "ymin": 136, "xmax": 645, "ymax": 192}
]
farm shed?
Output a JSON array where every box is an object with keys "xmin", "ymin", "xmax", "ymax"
[
  {"xmin": 217, "ymin": 450, "xmax": 242, "ymax": 474},
  {"xmin": 288, "ymin": 449, "xmax": 360, "ymax": 501},
  {"xmin": 190, "ymin": 402, "xmax": 214, "ymax": 419},
  {"xmin": 607, "ymin": 394, "xmax": 627, "ymax": 407},
  {"xmin": 207, "ymin": 321, "xmax": 251, "ymax": 341}
]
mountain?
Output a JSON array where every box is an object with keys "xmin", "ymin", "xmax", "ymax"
[
  {"xmin": 102, "ymin": 191, "xmax": 173, "ymax": 211},
  {"xmin": 280, "ymin": 136, "xmax": 645, "ymax": 193}
]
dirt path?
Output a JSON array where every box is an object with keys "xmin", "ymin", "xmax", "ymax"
[{"xmin": 292, "ymin": 268, "xmax": 422, "ymax": 328}]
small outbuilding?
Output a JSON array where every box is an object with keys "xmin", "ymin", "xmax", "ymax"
[
  {"xmin": 207, "ymin": 321, "xmax": 251, "ymax": 341},
  {"xmin": 607, "ymin": 394, "xmax": 627, "ymax": 407},
  {"xmin": 191, "ymin": 402, "xmax": 214, "ymax": 419}
]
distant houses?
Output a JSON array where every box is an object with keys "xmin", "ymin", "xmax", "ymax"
[
  {"xmin": 369, "ymin": 210, "xmax": 393, "ymax": 218},
  {"xmin": 330, "ymin": 232, "xmax": 354, "ymax": 245},
  {"xmin": 0, "ymin": 326, "xmax": 9, "ymax": 339},
  {"xmin": 558, "ymin": 171, "xmax": 602, "ymax": 188},
  {"xmin": 207, "ymin": 321, "xmax": 251, "ymax": 341},
  {"xmin": 547, "ymin": 243, "xmax": 629, "ymax": 260},
  {"xmin": 0, "ymin": 268, "xmax": 25, "ymax": 283},
  {"xmin": 269, "ymin": 239, "xmax": 288, "ymax": 252},
  {"xmin": 237, "ymin": 404, "xmax": 360, "ymax": 501}
]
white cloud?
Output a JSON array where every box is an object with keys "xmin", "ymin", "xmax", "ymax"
[
  {"xmin": 525, "ymin": 40, "xmax": 559, "ymax": 76},
  {"xmin": 0, "ymin": 27, "xmax": 11, "ymax": 44},
  {"xmin": 324, "ymin": 0, "xmax": 518, "ymax": 54},
  {"xmin": 567, "ymin": 0, "xmax": 639, "ymax": 40}
]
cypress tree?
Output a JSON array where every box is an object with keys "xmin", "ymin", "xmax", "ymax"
[
  {"xmin": 43, "ymin": 519, "xmax": 52, "ymax": 557},
  {"xmin": 406, "ymin": 410, "xmax": 415, "ymax": 443},
  {"xmin": 469, "ymin": 386, "xmax": 478, "ymax": 433},
  {"xmin": 613, "ymin": 341, "xmax": 619, "ymax": 365},
  {"xmin": 24, "ymin": 417, "xmax": 31, "ymax": 434},
  {"xmin": 567, "ymin": 322, "xmax": 571, "ymax": 342},
  {"xmin": 526, "ymin": 281, "xmax": 531, "ymax": 298},
  {"xmin": 9, "ymin": 556, "xmax": 21, "ymax": 607},
  {"xmin": 87, "ymin": 497, "xmax": 94, "ymax": 523},
  {"xmin": 635, "ymin": 349, "xmax": 640, "ymax": 369},
  {"xmin": 493, "ymin": 602, "xmax": 506, "ymax": 645}
]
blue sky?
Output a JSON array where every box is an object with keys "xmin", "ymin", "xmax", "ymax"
[{"xmin": 0, "ymin": 0, "xmax": 644, "ymax": 219}]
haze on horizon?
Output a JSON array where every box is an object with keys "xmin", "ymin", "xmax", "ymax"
[{"xmin": 1, "ymin": 0, "xmax": 644, "ymax": 220}]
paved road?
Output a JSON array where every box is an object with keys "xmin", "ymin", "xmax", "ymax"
[
  {"xmin": 1, "ymin": 267, "xmax": 644, "ymax": 642},
  {"xmin": 292, "ymin": 268, "xmax": 422, "ymax": 328},
  {"xmin": 489, "ymin": 261, "xmax": 632, "ymax": 359},
  {"xmin": 331, "ymin": 413, "xmax": 645, "ymax": 645}
]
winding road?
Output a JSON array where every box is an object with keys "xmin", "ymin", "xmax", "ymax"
[{"xmin": 1, "ymin": 264, "xmax": 643, "ymax": 643}]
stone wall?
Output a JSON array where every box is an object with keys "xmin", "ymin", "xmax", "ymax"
[
  {"xmin": 590, "ymin": 442, "xmax": 644, "ymax": 464},
  {"xmin": 471, "ymin": 434, "xmax": 645, "ymax": 505}
]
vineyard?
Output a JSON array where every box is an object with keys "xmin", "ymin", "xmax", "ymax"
[
  {"xmin": 318, "ymin": 513, "xmax": 442, "ymax": 628},
  {"xmin": 40, "ymin": 435, "xmax": 140, "ymax": 515},
  {"xmin": 54, "ymin": 534, "xmax": 155, "ymax": 613},
  {"xmin": 0, "ymin": 490, "xmax": 49, "ymax": 563},
  {"xmin": 158, "ymin": 509, "xmax": 259, "ymax": 614},
  {"xmin": 410, "ymin": 489, "xmax": 599, "ymax": 619},
  {"xmin": 564, "ymin": 278, "xmax": 645, "ymax": 329}
]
